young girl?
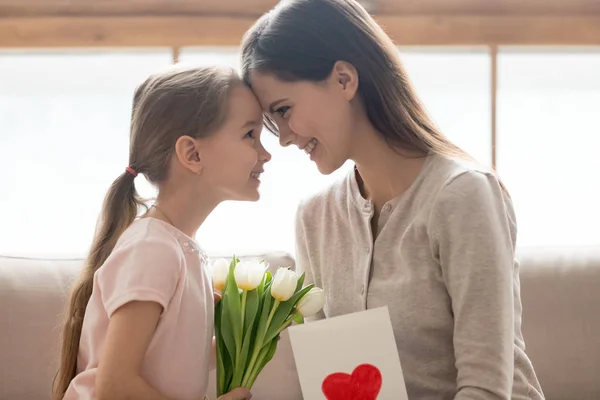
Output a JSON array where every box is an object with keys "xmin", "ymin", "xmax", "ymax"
[
  {"xmin": 241, "ymin": 0, "xmax": 544, "ymax": 399},
  {"xmin": 53, "ymin": 66, "xmax": 268, "ymax": 400}
]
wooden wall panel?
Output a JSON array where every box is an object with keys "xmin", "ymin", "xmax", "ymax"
[
  {"xmin": 2, "ymin": 15, "xmax": 600, "ymax": 48},
  {"xmin": 0, "ymin": 0, "xmax": 277, "ymax": 17},
  {"xmin": 1, "ymin": 0, "xmax": 600, "ymax": 47},
  {"xmin": 0, "ymin": 16, "xmax": 251, "ymax": 47},
  {"xmin": 2, "ymin": 0, "xmax": 600, "ymax": 17},
  {"xmin": 376, "ymin": 15, "xmax": 600, "ymax": 46},
  {"xmin": 376, "ymin": 0, "xmax": 600, "ymax": 15}
]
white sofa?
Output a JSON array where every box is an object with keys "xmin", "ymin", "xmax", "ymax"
[{"xmin": 1, "ymin": 247, "xmax": 600, "ymax": 399}]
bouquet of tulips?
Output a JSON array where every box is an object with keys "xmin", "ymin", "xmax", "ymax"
[{"xmin": 211, "ymin": 256, "xmax": 325, "ymax": 396}]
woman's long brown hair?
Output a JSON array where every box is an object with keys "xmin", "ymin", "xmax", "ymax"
[
  {"xmin": 241, "ymin": 0, "xmax": 507, "ymax": 195},
  {"xmin": 52, "ymin": 65, "xmax": 241, "ymax": 399}
]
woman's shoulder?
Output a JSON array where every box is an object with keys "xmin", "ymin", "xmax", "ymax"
[
  {"xmin": 423, "ymin": 154, "xmax": 505, "ymax": 198},
  {"xmin": 427, "ymin": 153, "xmax": 495, "ymax": 184},
  {"xmin": 425, "ymin": 154, "xmax": 514, "ymax": 220}
]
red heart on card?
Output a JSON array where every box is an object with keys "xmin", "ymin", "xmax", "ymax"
[{"xmin": 321, "ymin": 363, "xmax": 382, "ymax": 400}]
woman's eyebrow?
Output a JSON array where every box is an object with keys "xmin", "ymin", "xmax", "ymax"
[{"xmin": 268, "ymin": 99, "xmax": 287, "ymax": 113}]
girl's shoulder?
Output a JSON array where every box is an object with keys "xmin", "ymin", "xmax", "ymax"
[
  {"xmin": 118, "ymin": 217, "xmax": 202, "ymax": 257},
  {"xmin": 102, "ymin": 218, "xmax": 205, "ymax": 277},
  {"xmin": 95, "ymin": 218, "xmax": 196, "ymax": 319}
]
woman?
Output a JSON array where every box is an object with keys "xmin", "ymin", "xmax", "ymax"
[{"xmin": 241, "ymin": 0, "xmax": 544, "ymax": 399}]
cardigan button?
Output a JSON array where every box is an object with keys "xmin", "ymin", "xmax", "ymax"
[{"xmin": 360, "ymin": 285, "xmax": 365, "ymax": 295}]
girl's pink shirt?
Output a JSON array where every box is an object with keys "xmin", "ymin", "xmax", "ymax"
[{"xmin": 63, "ymin": 217, "xmax": 213, "ymax": 400}]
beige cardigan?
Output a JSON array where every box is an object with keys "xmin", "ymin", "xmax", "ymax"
[{"xmin": 294, "ymin": 154, "xmax": 544, "ymax": 399}]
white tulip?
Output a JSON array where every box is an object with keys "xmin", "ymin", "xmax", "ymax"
[
  {"xmin": 270, "ymin": 267, "xmax": 298, "ymax": 302},
  {"xmin": 296, "ymin": 287, "xmax": 326, "ymax": 317},
  {"xmin": 234, "ymin": 260, "xmax": 265, "ymax": 291},
  {"xmin": 211, "ymin": 258, "xmax": 230, "ymax": 291}
]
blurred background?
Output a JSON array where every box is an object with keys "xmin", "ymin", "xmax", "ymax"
[{"xmin": 1, "ymin": 0, "xmax": 599, "ymax": 257}]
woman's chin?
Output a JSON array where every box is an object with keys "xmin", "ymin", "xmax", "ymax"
[{"xmin": 315, "ymin": 156, "xmax": 345, "ymax": 176}]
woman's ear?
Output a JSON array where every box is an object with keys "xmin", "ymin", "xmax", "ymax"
[
  {"xmin": 332, "ymin": 61, "xmax": 359, "ymax": 101},
  {"xmin": 174, "ymin": 135, "xmax": 203, "ymax": 175}
]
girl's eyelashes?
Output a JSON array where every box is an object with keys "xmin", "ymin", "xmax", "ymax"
[
  {"xmin": 244, "ymin": 130, "xmax": 255, "ymax": 139},
  {"xmin": 275, "ymin": 106, "xmax": 290, "ymax": 118}
]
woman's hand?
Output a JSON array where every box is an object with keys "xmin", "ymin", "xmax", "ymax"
[{"xmin": 216, "ymin": 387, "xmax": 252, "ymax": 400}]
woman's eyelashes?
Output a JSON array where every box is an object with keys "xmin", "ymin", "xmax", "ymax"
[{"xmin": 275, "ymin": 105, "xmax": 290, "ymax": 118}]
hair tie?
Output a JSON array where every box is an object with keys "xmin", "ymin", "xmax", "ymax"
[{"xmin": 125, "ymin": 166, "xmax": 138, "ymax": 177}]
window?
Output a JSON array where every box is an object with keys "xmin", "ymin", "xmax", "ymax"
[
  {"xmin": 1, "ymin": 47, "xmax": 598, "ymax": 256},
  {"xmin": 497, "ymin": 49, "xmax": 600, "ymax": 247},
  {"xmin": 0, "ymin": 50, "xmax": 173, "ymax": 255},
  {"xmin": 399, "ymin": 48, "xmax": 492, "ymax": 167}
]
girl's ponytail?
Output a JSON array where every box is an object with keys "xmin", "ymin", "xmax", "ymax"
[{"xmin": 52, "ymin": 169, "xmax": 145, "ymax": 399}]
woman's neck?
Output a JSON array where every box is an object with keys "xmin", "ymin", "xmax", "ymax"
[{"xmin": 350, "ymin": 122, "xmax": 427, "ymax": 211}]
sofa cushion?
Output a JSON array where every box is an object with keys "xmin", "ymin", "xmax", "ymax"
[
  {"xmin": 2, "ymin": 247, "xmax": 600, "ymax": 400},
  {"xmin": 0, "ymin": 252, "xmax": 294, "ymax": 400},
  {"xmin": 518, "ymin": 246, "xmax": 600, "ymax": 400}
]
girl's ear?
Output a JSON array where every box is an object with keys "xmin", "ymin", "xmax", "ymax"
[
  {"xmin": 174, "ymin": 135, "xmax": 203, "ymax": 175},
  {"xmin": 331, "ymin": 60, "xmax": 359, "ymax": 101}
]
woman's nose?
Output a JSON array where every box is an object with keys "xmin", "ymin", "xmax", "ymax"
[{"xmin": 278, "ymin": 125, "xmax": 295, "ymax": 147}]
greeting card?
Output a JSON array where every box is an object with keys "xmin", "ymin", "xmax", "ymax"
[{"xmin": 288, "ymin": 307, "xmax": 407, "ymax": 400}]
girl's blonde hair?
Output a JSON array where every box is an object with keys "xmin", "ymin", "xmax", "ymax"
[{"xmin": 52, "ymin": 65, "xmax": 242, "ymax": 399}]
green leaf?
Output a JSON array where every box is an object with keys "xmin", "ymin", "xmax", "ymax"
[
  {"xmin": 231, "ymin": 306, "xmax": 256, "ymax": 388},
  {"xmin": 256, "ymin": 275, "xmax": 265, "ymax": 300},
  {"xmin": 293, "ymin": 312, "xmax": 304, "ymax": 324},
  {"xmin": 215, "ymin": 300, "xmax": 224, "ymax": 396},
  {"xmin": 229, "ymin": 288, "xmax": 259, "ymax": 387},
  {"xmin": 225, "ymin": 258, "xmax": 243, "ymax": 359},
  {"xmin": 220, "ymin": 329, "xmax": 234, "ymax": 394},
  {"xmin": 247, "ymin": 340, "xmax": 272, "ymax": 388},
  {"xmin": 256, "ymin": 283, "xmax": 273, "ymax": 342},
  {"xmin": 220, "ymin": 286, "xmax": 236, "ymax": 373},
  {"xmin": 262, "ymin": 336, "xmax": 280, "ymax": 370},
  {"xmin": 240, "ymin": 281, "xmax": 274, "ymax": 387},
  {"xmin": 263, "ymin": 284, "xmax": 314, "ymax": 345},
  {"xmin": 216, "ymin": 297, "xmax": 235, "ymax": 395},
  {"xmin": 244, "ymin": 289, "xmax": 259, "ymax": 334},
  {"xmin": 295, "ymin": 272, "xmax": 306, "ymax": 292},
  {"xmin": 265, "ymin": 270, "xmax": 273, "ymax": 285},
  {"xmin": 248, "ymin": 336, "xmax": 281, "ymax": 389},
  {"xmin": 256, "ymin": 272, "xmax": 271, "ymax": 312}
]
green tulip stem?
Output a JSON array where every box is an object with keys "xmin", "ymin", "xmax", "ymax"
[
  {"xmin": 246, "ymin": 341, "xmax": 272, "ymax": 388},
  {"xmin": 264, "ymin": 299, "xmax": 280, "ymax": 333},
  {"xmin": 240, "ymin": 290, "xmax": 247, "ymax": 335},
  {"xmin": 272, "ymin": 312, "xmax": 297, "ymax": 338},
  {"xmin": 241, "ymin": 299, "xmax": 280, "ymax": 387}
]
